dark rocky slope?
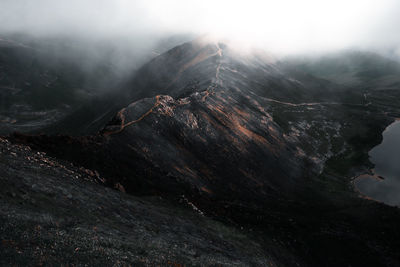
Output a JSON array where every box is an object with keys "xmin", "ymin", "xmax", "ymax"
[
  {"xmin": 8, "ymin": 39, "xmax": 400, "ymax": 266},
  {"xmin": 0, "ymin": 136, "xmax": 286, "ymax": 266}
]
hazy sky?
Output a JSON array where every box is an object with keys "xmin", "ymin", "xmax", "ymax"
[{"xmin": 0, "ymin": 0, "xmax": 399, "ymax": 54}]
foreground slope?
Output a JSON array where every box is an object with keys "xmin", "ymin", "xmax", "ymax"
[{"xmin": 0, "ymin": 136, "xmax": 283, "ymax": 266}]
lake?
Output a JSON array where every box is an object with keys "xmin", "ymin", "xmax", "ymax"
[{"xmin": 355, "ymin": 119, "xmax": 400, "ymax": 207}]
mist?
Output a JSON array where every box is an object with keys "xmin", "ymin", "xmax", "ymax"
[
  {"xmin": 1, "ymin": 0, "xmax": 400, "ymax": 55},
  {"xmin": 0, "ymin": 0, "xmax": 400, "ymax": 95}
]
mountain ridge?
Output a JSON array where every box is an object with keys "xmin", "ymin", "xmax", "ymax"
[{"xmin": 6, "ymin": 38, "xmax": 400, "ymax": 266}]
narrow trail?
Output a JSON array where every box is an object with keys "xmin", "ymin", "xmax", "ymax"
[
  {"xmin": 214, "ymin": 42, "xmax": 223, "ymax": 86},
  {"xmin": 106, "ymin": 43, "xmax": 224, "ymax": 134},
  {"xmin": 103, "ymin": 96, "xmax": 162, "ymax": 136},
  {"xmin": 202, "ymin": 43, "xmax": 223, "ymax": 102},
  {"xmin": 165, "ymin": 43, "xmax": 224, "ymax": 91},
  {"xmin": 259, "ymin": 94, "xmax": 370, "ymax": 108},
  {"xmin": 261, "ymin": 97, "xmax": 340, "ymax": 107},
  {"xmin": 124, "ymin": 96, "xmax": 162, "ymax": 128}
]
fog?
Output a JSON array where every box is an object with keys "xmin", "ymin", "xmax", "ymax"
[{"xmin": 1, "ymin": 0, "xmax": 400, "ymax": 55}]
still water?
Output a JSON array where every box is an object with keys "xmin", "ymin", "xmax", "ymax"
[{"xmin": 355, "ymin": 120, "xmax": 400, "ymax": 207}]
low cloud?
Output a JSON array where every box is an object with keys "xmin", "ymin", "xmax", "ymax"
[{"xmin": 0, "ymin": 0, "xmax": 399, "ymax": 54}]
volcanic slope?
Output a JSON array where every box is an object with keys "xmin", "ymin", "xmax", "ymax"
[
  {"xmin": 26, "ymin": 39, "xmax": 329, "ymax": 206},
  {"xmin": 0, "ymin": 136, "xmax": 284, "ymax": 266},
  {"xmin": 12, "ymin": 39, "xmax": 400, "ymax": 266}
]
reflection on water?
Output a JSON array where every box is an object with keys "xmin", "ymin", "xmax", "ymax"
[{"xmin": 355, "ymin": 120, "xmax": 400, "ymax": 207}]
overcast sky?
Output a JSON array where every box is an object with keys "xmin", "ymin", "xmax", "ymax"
[{"xmin": 0, "ymin": 0, "xmax": 399, "ymax": 54}]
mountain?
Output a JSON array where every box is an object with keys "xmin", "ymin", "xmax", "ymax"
[
  {"xmin": 6, "ymin": 38, "xmax": 400, "ymax": 266},
  {"xmin": 0, "ymin": 35, "xmax": 121, "ymax": 135},
  {"xmin": 0, "ymin": 34, "xmax": 194, "ymax": 135},
  {"xmin": 282, "ymin": 50, "xmax": 400, "ymax": 88}
]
